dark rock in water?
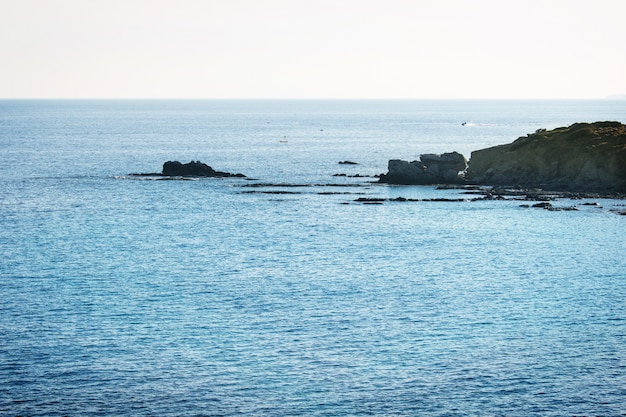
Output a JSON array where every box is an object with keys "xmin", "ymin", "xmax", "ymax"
[
  {"xmin": 378, "ymin": 152, "xmax": 467, "ymax": 185},
  {"xmin": 333, "ymin": 173, "xmax": 369, "ymax": 177},
  {"xmin": 355, "ymin": 197, "xmax": 386, "ymax": 203},
  {"xmin": 131, "ymin": 161, "xmax": 246, "ymax": 178},
  {"xmin": 162, "ymin": 160, "xmax": 245, "ymax": 177},
  {"xmin": 465, "ymin": 121, "xmax": 626, "ymax": 193},
  {"xmin": 547, "ymin": 206, "xmax": 578, "ymax": 211}
]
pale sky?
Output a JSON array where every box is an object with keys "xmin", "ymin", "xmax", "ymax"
[{"xmin": 1, "ymin": 0, "xmax": 625, "ymax": 99}]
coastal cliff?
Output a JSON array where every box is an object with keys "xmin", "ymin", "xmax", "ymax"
[{"xmin": 464, "ymin": 121, "xmax": 626, "ymax": 193}]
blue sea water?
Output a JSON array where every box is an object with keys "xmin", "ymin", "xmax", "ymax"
[{"xmin": 1, "ymin": 99, "xmax": 625, "ymax": 416}]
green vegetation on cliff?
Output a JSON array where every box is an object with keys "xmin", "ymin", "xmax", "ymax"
[{"xmin": 465, "ymin": 121, "xmax": 626, "ymax": 193}]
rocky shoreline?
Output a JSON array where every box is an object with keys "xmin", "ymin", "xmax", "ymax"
[
  {"xmin": 380, "ymin": 121, "xmax": 626, "ymax": 195},
  {"xmin": 124, "ymin": 159, "xmax": 626, "ymax": 215},
  {"xmin": 127, "ymin": 122, "xmax": 625, "ymax": 202}
]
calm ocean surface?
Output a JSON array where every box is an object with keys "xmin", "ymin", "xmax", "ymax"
[{"xmin": 1, "ymin": 99, "xmax": 625, "ymax": 416}]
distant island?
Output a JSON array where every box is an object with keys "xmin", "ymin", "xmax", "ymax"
[{"xmin": 381, "ymin": 121, "xmax": 626, "ymax": 195}]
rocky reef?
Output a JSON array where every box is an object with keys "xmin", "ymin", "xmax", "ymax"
[
  {"xmin": 465, "ymin": 121, "xmax": 626, "ymax": 193},
  {"xmin": 132, "ymin": 161, "xmax": 246, "ymax": 178},
  {"xmin": 378, "ymin": 152, "xmax": 467, "ymax": 185}
]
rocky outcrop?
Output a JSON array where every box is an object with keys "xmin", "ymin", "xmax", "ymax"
[
  {"xmin": 132, "ymin": 161, "xmax": 246, "ymax": 178},
  {"xmin": 161, "ymin": 160, "xmax": 245, "ymax": 177},
  {"xmin": 378, "ymin": 152, "xmax": 467, "ymax": 184},
  {"xmin": 465, "ymin": 122, "xmax": 626, "ymax": 192}
]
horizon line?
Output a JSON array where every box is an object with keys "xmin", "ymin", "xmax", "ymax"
[{"xmin": 1, "ymin": 96, "xmax": 624, "ymax": 101}]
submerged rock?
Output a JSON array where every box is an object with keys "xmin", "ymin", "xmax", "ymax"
[
  {"xmin": 465, "ymin": 121, "xmax": 626, "ymax": 193},
  {"xmin": 378, "ymin": 152, "xmax": 467, "ymax": 185}
]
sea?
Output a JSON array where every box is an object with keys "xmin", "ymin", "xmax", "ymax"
[{"xmin": 1, "ymin": 99, "xmax": 625, "ymax": 417}]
